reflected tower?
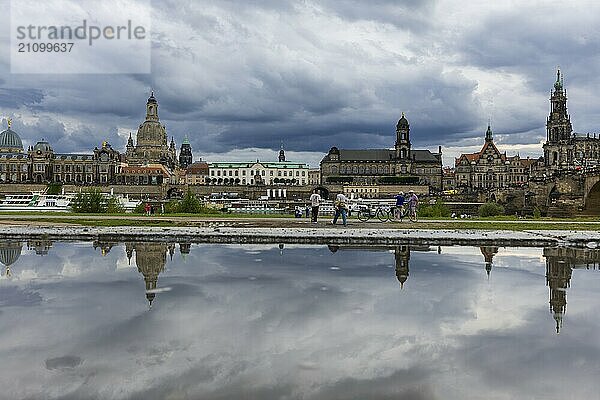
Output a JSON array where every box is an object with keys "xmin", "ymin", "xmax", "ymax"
[
  {"xmin": 126, "ymin": 243, "xmax": 169, "ymax": 307},
  {"xmin": 179, "ymin": 242, "xmax": 191, "ymax": 256},
  {"xmin": 395, "ymin": 246, "xmax": 410, "ymax": 289},
  {"xmin": 480, "ymin": 246, "xmax": 499, "ymax": 278},
  {"xmin": 93, "ymin": 240, "xmax": 116, "ymax": 256},
  {"xmin": 543, "ymin": 248, "xmax": 573, "ymax": 334},
  {"xmin": 27, "ymin": 240, "xmax": 52, "ymax": 256}
]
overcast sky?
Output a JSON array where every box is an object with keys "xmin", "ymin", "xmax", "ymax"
[{"xmin": 2, "ymin": 0, "xmax": 600, "ymax": 166}]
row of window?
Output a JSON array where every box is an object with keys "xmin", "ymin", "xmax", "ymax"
[
  {"xmin": 0, "ymin": 163, "xmax": 114, "ymax": 173},
  {"xmin": 206, "ymin": 178, "xmax": 306, "ymax": 185},
  {"xmin": 210, "ymin": 169, "xmax": 307, "ymax": 177}
]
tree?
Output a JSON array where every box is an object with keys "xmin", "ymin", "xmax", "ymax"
[
  {"xmin": 70, "ymin": 189, "xmax": 106, "ymax": 213},
  {"xmin": 418, "ymin": 200, "xmax": 451, "ymax": 218},
  {"xmin": 478, "ymin": 202, "xmax": 505, "ymax": 217},
  {"xmin": 177, "ymin": 190, "xmax": 202, "ymax": 213}
]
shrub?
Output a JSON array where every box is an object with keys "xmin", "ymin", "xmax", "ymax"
[
  {"xmin": 177, "ymin": 190, "xmax": 203, "ymax": 213},
  {"xmin": 134, "ymin": 202, "xmax": 146, "ymax": 214},
  {"xmin": 418, "ymin": 201, "xmax": 451, "ymax": 218},
  {"xmin": 478, "ymin": 202, "xmax": 505, "ymax": 217},
  {"xmin": 70, "ymin": 189, "xmax": 106, "ymax": 213},
  {"xmin": 161, "ymin": 191, "xmax": 219, "ymax": 214},
  {"xmin": 164, "ymin": 200, "xmax": 180, "ymax": 214},
  {"xmin": 106, "ymin": 197, "xmax": 125, "ymax": 214},
  {"xmin": 533, "ymin": 207, "xmax": 542, "ymax": 219}
]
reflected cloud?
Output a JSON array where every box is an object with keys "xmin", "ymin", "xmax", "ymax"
[{"xmin": 0, "ymin": 241, "xmax": 599, "ymax": 399}]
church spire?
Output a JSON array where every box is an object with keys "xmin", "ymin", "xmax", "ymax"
[
  {"xmin": 547, "ymin": 68, "xmax": 572, "ymax": 144},
  {"xmin": 554, "ymin": 67, "xmax": 563, "ymax": 91},
  {"xmin": 485, "ymin": 124, "xmax": 493, "ymax": 142}
]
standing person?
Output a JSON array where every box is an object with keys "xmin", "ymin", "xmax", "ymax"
[
  {"xmin": 394, "ymin": 191, "xmax": 405, "ymax": 220},
  {"xmin": 309, "ymin": 189, "xmax": 322, "ymax": 223},
  {"xmin": 407, "ymin": 190, "xmax": 419, "ymax": 220},
  {"xmin": 144, "ymin": 203, "xmax": 151, "ymax": 216},
  {"xmin": 305, "ymin": 205, "xmax": 310, "ymax": 218},
  {"xmin": 332, "ymin": 192, "xmax": 349, "ymax": 226}
]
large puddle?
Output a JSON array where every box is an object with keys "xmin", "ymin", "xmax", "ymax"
[{"xmin": 1, "ymin": 241, "xmax": 599, "ymax": 399}]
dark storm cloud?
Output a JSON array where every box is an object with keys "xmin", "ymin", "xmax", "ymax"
[
  {"xmin": 8, "ymin": 116, "xmax": 121, "ymax": 153},
  {"xmin": 459, "ymin": 4, "xmax": 600, "ymax": 77},
  {"xmin": 0, "ymin": 88, "xmax": 44, "ymax": 108},
  {"xmin": 1, "ymin": 0, "xmax": 600, "ymax": 159}
]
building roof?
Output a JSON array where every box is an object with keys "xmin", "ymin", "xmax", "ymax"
[
  {"xmin": 455, "ymin": 139, "xmax": 538, "ymax": 167},
  {"xmin": 455, "ymin": 137, "xmax": 506, "ymax": 166},
  {"xmin": 186, "ymin": 161, "xmax": 209, "ymax": 173},
  {"xmin": 33, "ymin": 141, "xmax": 53, "ymax": 153},
  {"xmin": 324, "ymin": 148, "xmax": 440, "ymax": 163}
]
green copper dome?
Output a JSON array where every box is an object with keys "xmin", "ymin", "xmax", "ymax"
[{"xmin": 0, "ymin": 128, "xmax": 24, "ymax": 151}]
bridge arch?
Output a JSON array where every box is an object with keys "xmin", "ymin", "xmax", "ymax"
[{"xmin": 584, "ymin": 179, "xmax": 600, "ymax": 214}]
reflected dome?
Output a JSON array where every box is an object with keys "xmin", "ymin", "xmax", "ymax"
[{"xmin": 0, "ymin": 241, "xmax": 22, "ymax": 267}]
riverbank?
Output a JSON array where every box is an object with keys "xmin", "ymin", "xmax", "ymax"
[
  {"xmin": 1, "ymin": 224, "xmax": 599, "ymax": 247},
  {"xmin": 0, "ymin": 213, "xmax": 600, "ymax": 231}
]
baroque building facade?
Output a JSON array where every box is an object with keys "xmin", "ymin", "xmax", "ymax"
[
  {"xmin": 207, "ymin": 149, "xmax": 309, "ymax": 186},
  {"xmin": 543, "ymin": 69, "xmax": 600, "ymax": 172},
  {"xmin": 0, "ymin": 118, "xmax": 122, "ymax": 184},
  {"xmin": 320, "ymin": 114, "xmax": 443, "ymax": 190},
  {"xmin": 454, "ymin": 125, "xmax": 537, "ymax": 192}
]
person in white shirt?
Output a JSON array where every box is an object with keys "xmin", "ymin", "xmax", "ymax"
[
  {"xmin": 309, "ymin": 189, "xmax": 322, "ymax": 223},
  {"xmin": 332, "ymin": 193, "xmax": 349, "ymax": 226}
]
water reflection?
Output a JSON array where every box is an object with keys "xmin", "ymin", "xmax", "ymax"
[
  {"xmin": 125, "ymin": 242, "xmax": 169, "ymax": 307},
  {"xmin": 2, "ymin": 241, "xmax": 600, "ymax": 334},
  {"xmin": 1, "ymin": 240, "xmax": 600, "ymax": 399}
]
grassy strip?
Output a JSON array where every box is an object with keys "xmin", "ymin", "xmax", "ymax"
[
  {"xmin": 384, "ymin": 221, "xmax": 600, "ymax": 231},
  {"xmin": 4, "ymin": 216, "xmax": 600, "ymax": 230}
]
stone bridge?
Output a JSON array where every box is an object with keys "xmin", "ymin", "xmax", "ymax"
[{"xmin": 526, "ymin": 169, "xmax": 600, "ymax": 216}]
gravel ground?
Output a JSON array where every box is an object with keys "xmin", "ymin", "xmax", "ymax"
[{"xmin": 0, "ymin": 224, "xmax": 598, "ymax": 247}]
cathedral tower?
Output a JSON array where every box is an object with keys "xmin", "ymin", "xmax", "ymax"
[{"xmin": 543, "ymin": 69, "xmax": 573, "ymax": 169}]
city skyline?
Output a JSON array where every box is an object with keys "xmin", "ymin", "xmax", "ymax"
[{"xmin": 2, "ymin": 1, "xmax": 600, "ymax": 167}]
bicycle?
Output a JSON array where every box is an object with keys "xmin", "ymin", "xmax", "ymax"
[
  {"xmin": 357, "ymin": 205, "xmax": 391, "ymax": 222},
  {"xmin": 378, "ymin": 204, "xmax": 419, "ymax": 222},
  {"xmin": 405, "ymin": 204, "xmax": 418, "ymax": 222}
]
